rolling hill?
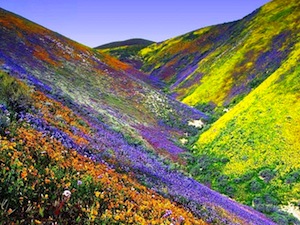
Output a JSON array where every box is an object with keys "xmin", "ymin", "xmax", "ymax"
[
  {"xmin": 0, "ymin": 7, "xmax": 278, "ymax": 225},
  {"xmin": 96, "ymin": 38, "xmax": 155, "ymax": 71},
  {"xmin": 95, "ymin": 38, "xmax": 154, "ymax": 49}
]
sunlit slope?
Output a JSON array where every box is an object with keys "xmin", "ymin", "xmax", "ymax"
[
  {"xmin": 135, "ymin": 0, "xmax": 300, "ymax": 110},
  {"xmin": 191, "ymin": 41, "xmax": 300, "ymax": 221}
]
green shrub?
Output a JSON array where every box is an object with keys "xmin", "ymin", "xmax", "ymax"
[{"xmin": 0, "ymin": 71, "xmax": 32, "ymax": 112}]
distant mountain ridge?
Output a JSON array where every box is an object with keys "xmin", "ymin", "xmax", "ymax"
[
  {"xmin": 95, "ymin": 38, "xmax": 154, "ymax": 49},
  {"xmin": 97, "ymin": 38, "xmax": 155, "ymax": 71}
]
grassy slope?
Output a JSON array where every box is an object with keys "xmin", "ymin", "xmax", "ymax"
[
  {"xmin": 181, "ymin": 0, "xmax": 299, "ymax": 108},
  {"xmin": 123, "ymin": 0, "xmax": 299, "ymax": 113},
  {"xmin": 190, "ymin": 39, "xmax": 300, "ymax": 223}
]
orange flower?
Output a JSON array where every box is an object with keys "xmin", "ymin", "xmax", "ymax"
[
  {"xmin": 7, "ymin": 208, "xmax": 14, "ymax": 215},
  {"xmin": 34, "ymin": 220, "xmax": 42, "ymax": 225},
  {"xmin": 45, "ymin": 178, "xmax": 51, "ymax": 184},
  {"xmin": 21, "ymin": 169, "xmax": 28, "ymax": 180}
]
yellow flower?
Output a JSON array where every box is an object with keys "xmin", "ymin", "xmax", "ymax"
[
  {"xmin": 16, "ymin": 160, "xmax": 23, "ymax": 167},
  {"xmin": 114, "ymin": 215, "xmax": 120, "ymax": 221},
  {"xmin": 34, "ymin": 219, "xmax": 42, "ymax": 224},
  {"xmin": 94, "ymin": 191, "xmax": 101, "ymax": 198},
  {"xmin": 65, "ymin": 182, "xmax": 71, "ymax": 188}
]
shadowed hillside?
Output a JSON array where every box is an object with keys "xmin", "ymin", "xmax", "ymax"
[{"xmin": 95, "ymin": 38, "xmax": 154, "ymax": 49}]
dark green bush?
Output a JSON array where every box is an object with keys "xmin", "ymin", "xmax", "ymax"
[
  {"xmin": 249, "ymin": 179, "xmax": 264, "ymax": 193},
  {"xmin": 216, "ymin": 175, "xmax": 229, "ymax": 187},
  {"xmin": 240, "ymin": 171, "xmax": 255, "ymax": 182},
  {"xmin": 285, "ymin": 170, "xmax": 300, "ymax": 184},
  {"xmin": 259, "ymin": 168, "xmax": 276, "ymax": 182}
]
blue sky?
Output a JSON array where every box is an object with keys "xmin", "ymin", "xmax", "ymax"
[{"xmin": 0, "ymin": 0, "xmax": 270, "ymax": 47}]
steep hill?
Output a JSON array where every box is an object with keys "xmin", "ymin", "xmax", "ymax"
[
  {"xmin": 0, "ymin": 7, "xmax": 276, "ymax": 225},
  {"xmin": 0, "ymin": 72, "xmax": 206, "ymax": 224},
  {"xmin": 104, "ymin": 0, "xmax": 299, "ymax": 114},
  {"xmin": 0, "ymin": 7, "xmax": 202, "ymax": 163},
  {"xmin": 189, "ymin": 40, "xmax": 300, "ymax": 223}
]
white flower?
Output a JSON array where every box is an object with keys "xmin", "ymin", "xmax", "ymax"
[{"xmin": 62, "ymin": 190, "xmax": 71, "ymax": 199}]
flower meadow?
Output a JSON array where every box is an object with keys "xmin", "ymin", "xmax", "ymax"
[
  {"xmin": 100, "ymin": 0, "xmax": 300, "ymax": 223},
  {"xmin": 0, "ymin": 6, "xmax": 286, "ymax": 224},
  {"xmin": 0, "ymin": 72, "xmax": 207, "ymax": 224},
  {"xmin": 0, "ymin": 72, "xmax": 276, "ymax": 224}
]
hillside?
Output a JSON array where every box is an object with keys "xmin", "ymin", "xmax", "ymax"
[
  {"xmin": 0, "ymin": 76, "xmax": 272, "ymax": 225},
  {"xmin": 97, "ymin": 0, "xmax": 300, "ymax": 223},
  {"xmin": 0, "ymin": 7, "xmax": 204, "ymax": 163},
  {"xmin": 103, "ymin": 0, "xmax": 299, "ymax": 114},
  {"xmin": 189, "ymin": 41, "xmax": 300, "ymax": 223},
  {"xmin": 0, "ymin": 72, "xmax": 206, "ymax": 224},
  {"xmin": 0, "ymin": 7, "xmax": 277, "ymax": 225}
]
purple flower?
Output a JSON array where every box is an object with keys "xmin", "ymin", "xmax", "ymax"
[
  {"xmin": 162, "ymin": 209, "xmax": 172, "ymax": 218},
  {"xmin": 178, "ymin": 215, "xmax": 185, "ymax": 223}
]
